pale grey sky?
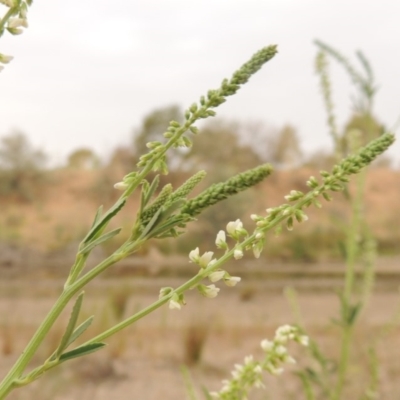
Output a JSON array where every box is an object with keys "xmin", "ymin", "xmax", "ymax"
[{"xmin": 1, "ymin": 0, "xmax": 399, "ymax": 166}]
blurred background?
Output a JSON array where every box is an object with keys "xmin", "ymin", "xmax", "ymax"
[{"xmin": 1, "ymin": 1, "xmax": 400, "ymax": 399}]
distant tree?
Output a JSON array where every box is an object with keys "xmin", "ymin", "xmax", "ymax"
[
  {"xmin": 182, "ymin": 121, "xmax": 263, "ymax": 179},
  {"xmin": 341, "ymin": 113, "xmax": 384, "ymax": 155},
  {"xmin": 269, "ymin": 124, "xmax": 303, "ymax": 168},
  {"xmin": 108, "ymin": 146, "xmax": 136, "ymax": 174},
  {"xmin": 304, "ymin": 150, "xmax": 337, "ymax": 170},
  {"xmin": 67, "ymin": 148, "xmax": 100, "ymax": 170},
  {"xmin": 244, "ymin": 122, "xmax": 303, "ymax": 168},
  {"xmin": 0, "ymin": 131, "xmax": 47, "ymax": 201},
  {"xmin": 180, "ymin": 121, "xmax": 265, "ymax": 246}
]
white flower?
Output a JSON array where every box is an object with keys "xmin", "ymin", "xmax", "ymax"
[
  {"xmin": 8, "ymin": 17, "xmax": 28, "ymax": 28},
  {"xmin": 224, "ymin": 276, "xmax": 241, "ymax": 287},
  {"xmin": 168, "ymin": 293, "xmax": 185, "ymax": 310},
  {"xmin": 113, "ymin": 181, "xmax": 128, "ymax": 190},
  {"xmin": 215, "ymin": 230, "xmax": 227, "ymax": 248},
  {"xmin": 233, "ymin": 248, "xmax": 243, "ymax": 260},
  {"xmin": 7, "ymin": 27, "xmax": 23, "ymax": 35},
  {"xmin": 20, "ymin": 6, "xmax": 27, "ymax": 19},
  {"xmin": 198, "ymin": 284, "xmax": 220, "ymax": 298},
  {"xmin": 275, "ymin": 345, "xmax": 287, "ymax": 356},
  {"xmin": 276, "ymin": 324, "xmax": 293, "ymax": 336},
  {"xmin": 244, "ymin": 355, "xmax": 253, "ymax": 364},
  {"xmin": 199, "ymin": 251, "xmax": 214, "ymax": 268},
  {"xmin": 275, "ymin": 325, "xmax": 296, "ymax": 343},
  {"xmin": 285, "ymin": 355, "xmax": 296, "ymax": 364},
  {"xmin": 226, "ymin": 219, "xmax": 243, "ymax": 236},
  {"xmin": 252, "ymin": 241, "xmax": 264, "ymax": 259},
  {"xmin": 0, "ymin": 54, "xmax": 13, "ymax": 64},
  {"xmin": 189, "ymin": 247, "xmax": 200, "ymax": 263},
  {"xmin": 159, "ymin": 287, "xmax": 173, "ymax": 298},
  {"xmin": 208, "ymin": 259, "xmax": 217, "ymax": 267},
  {"xmin": 268, "ymin": 365, "xmax": 284, "ymax": 375},
  {"xmin": 169, "ymin": 299, "xmax": 181, "ymax": 310},
  {"xmin": 253, "ymin": 364, "xmax": 262, "ymax": 374},
  {"xmin": 260, "ymin": 339, "xmax": 274, "ymax": 352},
  {"xmin": 299, "ymin": 335, "xmax": 309, "ymax": 347},
  {"xmin": 0, "ymin": 0, "xmax": 15, "ymax": 7},
  {"xmin": 255, "ymin": 231, "xmax": 263, "ymax": 239},
  {"xmin": 189, "ymin": 248, "xmax": 215, "ymax": 268},
  {"xmin": 209, "ymin": 269, "xmax": 225, "ymax": 283}
]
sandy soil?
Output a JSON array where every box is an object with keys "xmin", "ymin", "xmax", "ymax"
[{"xmin": 1, "ymin": 278, "xmax": 400, "ymax": 400}]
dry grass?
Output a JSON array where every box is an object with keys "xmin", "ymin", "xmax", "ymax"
[{"xmin": 183, "ymin": 322, "xmax": 209, "ymax": 366}]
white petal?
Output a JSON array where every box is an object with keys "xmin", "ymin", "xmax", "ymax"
[
  {"xmin": 113, "ymin": 181, "xmax": 128, "ymax": 190},
  {"xmin": 189, "ymin": 247, "xmax": 200, "ymax": 263},
  {"xmin": 224, "ymin": 276, "xmax": 241, "ymax": 287},
  {"xmin": 209, "ymin": 270, "xmax": 225, "ymax": 283},
  {"xmin": 168, "ymin": 299, "xmax": 181, "ymax": 310},
  {"xmin": 233, "ymin": 249, "xmax": 243, "ymax": 260}
]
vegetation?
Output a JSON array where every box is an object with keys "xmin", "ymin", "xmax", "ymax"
[{"xmin": 0, "ymin": 2, "xmax": 399, "ymax": 400}]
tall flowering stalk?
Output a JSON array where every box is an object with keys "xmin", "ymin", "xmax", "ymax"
[
  {"xmin": 308, "ymin": 41, "xmax": 387, "ymax": 400},
  {"xmin": 0, "ymin": 45, "xmax": 279, "ymax": 398},
  {"xmin": 0, "ymin": 17, "xmax": 395, "ymax": 398},
  {"xmin": 210, "ymin": 325, "xmax": 309, "ymax": 400}
]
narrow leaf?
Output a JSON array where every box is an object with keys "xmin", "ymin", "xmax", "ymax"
[
  {"xmin": 144, "ymin": 175, "xmax": 160, "ymax": 206},
  {"xmin": 79, "ymin": 228, "xmax": 122, "ymax": 254},
  {"xmin": 139, "ymin": 207, "xmax": 163, "ymax": 238},
  {"xmin": 159, "ymin": 199, "xmax": 185, "ymax": 220},
  {"xmin": 66, "ymin": 316, "xmax": 94, "ymax": 348},
  {"xmin": 83, "ymin": 198, "xmax": 126, "ymax": 244},
  {"xmin": 56, "ymin": 292, "xmax": 85, "ymax": 357},
  {"xmin": 59, "ymin": 343, "xmax": 106, "ymax": 363},
  {"xmin": 90, "ymin": 205, "xmax": 104, "ymax": 229},
  {"xmin": 148, "ymin": 216, "xmax": 187, "ymax": 238}
]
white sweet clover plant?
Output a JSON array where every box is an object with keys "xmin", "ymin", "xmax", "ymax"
[
  {"xmin": 0, "ymin": 2, "xmax": 395, "ymax": 398},
  {"xmin": 210, "ymin": 325, "xmax": 309, "ymax": 400}
]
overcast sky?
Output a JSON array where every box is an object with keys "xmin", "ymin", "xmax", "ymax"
[{"xmin": 1, "ymin": 0, "xmax": 399, "ymax": 167}]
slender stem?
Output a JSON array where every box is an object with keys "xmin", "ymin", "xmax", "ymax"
[
  {"xmin": 332, "ymin": 325, "xmax": 352, "ymax": 400},
  {"xmin": 81, "ymin": 188, "xmax": 321, "ymax": 345},
  {"xmin": 0, "ymin": 156, "xmax": 360, "ymax": 397},
  {"xmin": 333, "ymin": 171, "xmax": 365, "ymax": 400},
  {"xmin": 81, "ymin": 243, "xmax": 239, "ymax": 345},
  {"xmin": 0, "ymin": 7, "xmax": 16, "ymax": 32},
  {"xmin": 0, "ymin": 287, "xmax": 75, "ymax": 398},
  {"xmin": 70, "ymin": 240, "xmax": 145, "ymax": 294},
  {"xmin": 0, "ymin": 239, "xmax": 144, "ymax": 398}
]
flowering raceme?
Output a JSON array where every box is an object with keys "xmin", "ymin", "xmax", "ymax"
[{"xmin": 210, "ymin": 325, "xmax": 309, "ymax": 399}]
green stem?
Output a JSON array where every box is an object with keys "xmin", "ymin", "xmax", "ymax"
[
  {"xmin": 333, "ymin": 170, "xmax": 365, "ymax": 400},
  {"xmin": 0, "ymin": 240, "xmax": 144, "ymax": 398},
  {"xmin": 0, "ymin": 7, "xmax": 16, "ymax": 33},
  {"xmin": 332, "ymin": 325, "xmax": 352, "ymax": 400},
  {"xmin": 70, "ymin": 240, "xmax": 146, "ymax": 293},
  {"xmin": 81, "ymin": 244, "xmax": 239, "ymax": 345},
  {"xmin": 80, "ymin": 189, "xmax": 320, "ymax": 345},
  {"xmin": 0, "ymin": 166, "xmax": 350, "ymax": 397},
  {"xmin": 0, "ymin": 287, "xmax": 74, "ymax": 399}
]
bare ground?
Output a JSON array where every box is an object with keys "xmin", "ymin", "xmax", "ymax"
[{"xmin": 1, "ymin": 276, "xmax": 400, "ymax": 400}]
